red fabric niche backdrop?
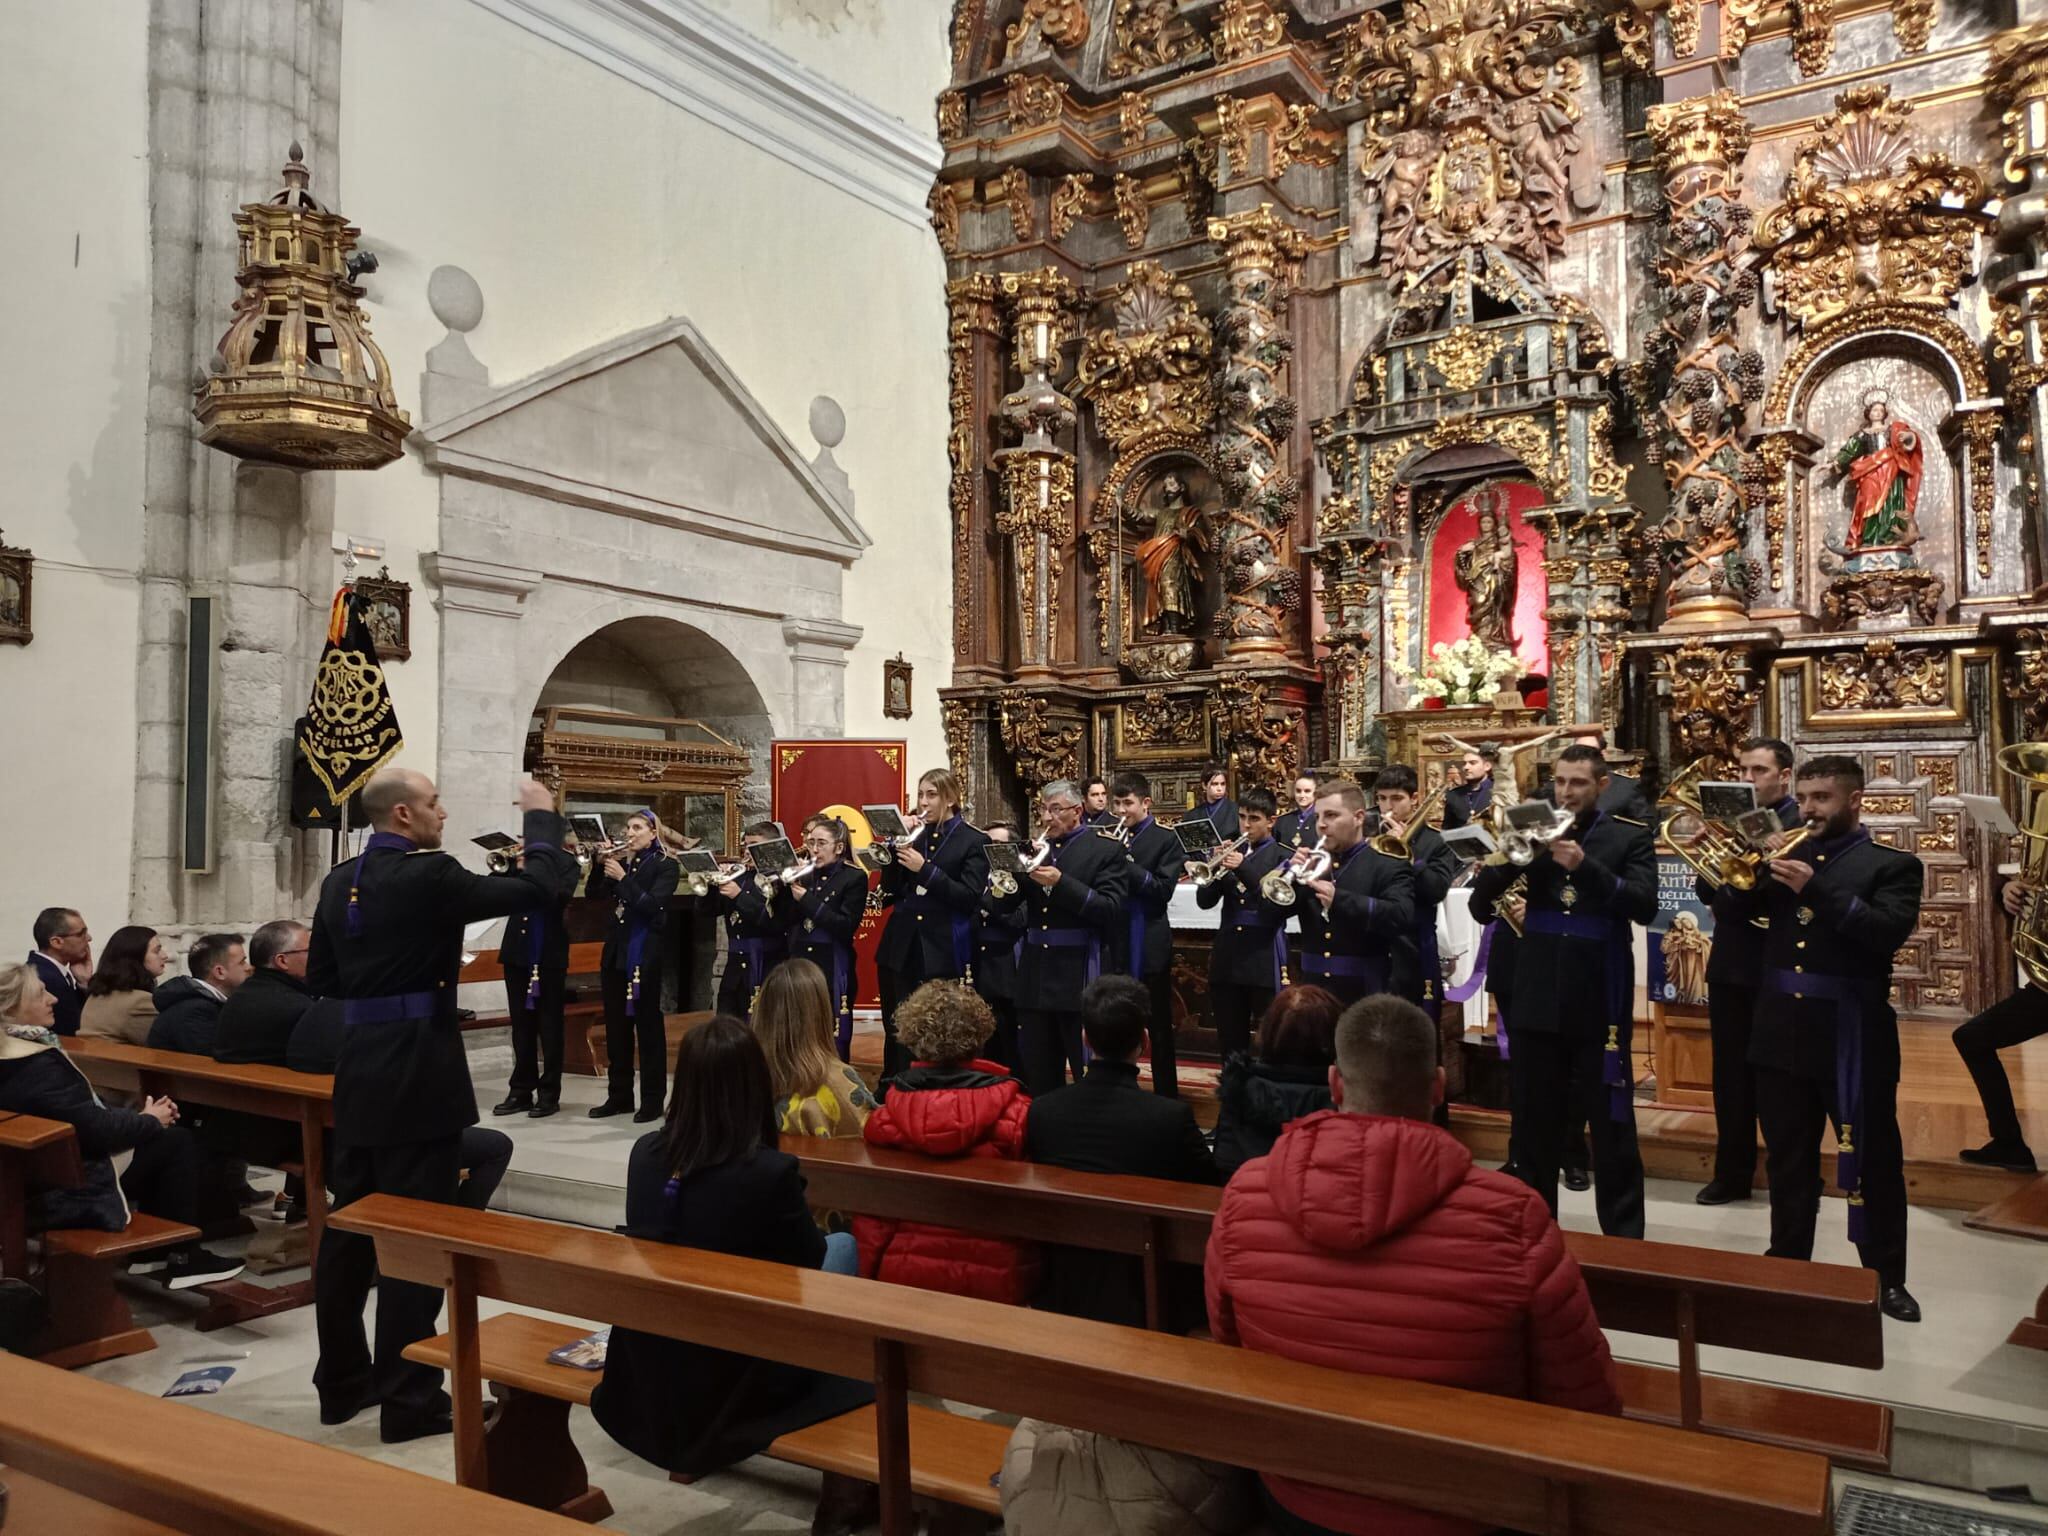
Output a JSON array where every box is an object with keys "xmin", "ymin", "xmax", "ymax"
[
  {"xmin": 1425, "ymin": 478, "xmax": 1551, "ymax": 681},
  {"xmin": 771, "ymin": 738, "xmax": 906, "ymax": 1010}
]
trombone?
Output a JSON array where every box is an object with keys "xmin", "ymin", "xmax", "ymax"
[{"xmin": 1370, "ymin": 783, "xmax": 1451, "ymax": 859}]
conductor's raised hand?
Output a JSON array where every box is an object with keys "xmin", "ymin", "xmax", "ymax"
[{"xmin": 517, "ymin": 776, "xmax": 555, "ymax": 814}]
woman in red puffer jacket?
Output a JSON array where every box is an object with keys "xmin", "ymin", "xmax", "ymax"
[{"xmin": 856, "ymin": 980, "xmax": 1036, "ymax": 1302}]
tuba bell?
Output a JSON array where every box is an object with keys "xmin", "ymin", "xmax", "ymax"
[{"xmin": 2000, "ymin": 742, "xmax": 2048, "ymax": 990}]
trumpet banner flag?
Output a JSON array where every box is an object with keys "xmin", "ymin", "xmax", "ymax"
[{"xmin": 299, "ymin": 586, "xmax": 404, "ymax": 806}]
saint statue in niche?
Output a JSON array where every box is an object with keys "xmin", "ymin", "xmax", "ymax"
[
  {"xmin": 1452, "ymin": 486, "xmax": 1519, "ymax": 653},
  {"xmin": 1829, "ymin": 390, "xmax": 1924, "ymax": 558},
  {"xmin": 1659, "ymin": 910, "xmax": 1711, "ymax": 1006},
  {"xmin": 1130, "ymin": 472, "xmax": 1208, "ymax": 635}
]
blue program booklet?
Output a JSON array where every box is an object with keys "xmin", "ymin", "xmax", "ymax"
[
  {"xmin": 547, "ymin": 1328, "xmax": 610, "ymax": 1370},
  {"xmin": 164, "ymin": 1366, "xmax": 236, "ymax": 1398}
]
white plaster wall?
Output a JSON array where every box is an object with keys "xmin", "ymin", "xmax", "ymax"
[
  {"xmin": 696, "ymin": 0, "xmax": 953, "ymax": 129},
  {"xmin": 0, "ymin": 2, "xmax": 151, "ymax": 949},
  {"xmin": 335, "ymin": 0, "xmax": 953, "ymax": 786}
]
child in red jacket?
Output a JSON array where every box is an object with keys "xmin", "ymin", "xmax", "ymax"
[{"xmin": 856, "ymin": 981, "xmax": 1037, "ymax": 1302}]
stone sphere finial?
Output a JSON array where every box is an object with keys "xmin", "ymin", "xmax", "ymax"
[
  {"xmin": 427, "ymin": 265, "xmax": 484, "ymax": 334},
  {"xmin": 809, "ymin": 395, "xmax": 846, "ymax": 450}
]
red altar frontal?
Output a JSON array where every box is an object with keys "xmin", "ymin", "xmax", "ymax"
[{"xmin": 771, "ymin": 738, "xmax": 906, "ymax": 1010}]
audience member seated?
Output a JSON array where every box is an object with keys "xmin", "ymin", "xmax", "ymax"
[
  {"xmin": 1212, "ymin": 986, "xmax": 1341, "ymax": 1180},
  {"xmin": 80, "ymin": 926, "xmax": 167, "ymax": 1044},
  {"xmin": 284, "ymin": 991, "xmax": 346, "ymax": 1076},
  {"xmin": 1207, "ymin": 995, "xmax": 1620, "ymax": 1536},
  {"xmin": 27, "ymin": 906, "xmax": 91, "ymax": 1037},
  {"xmin": 1025, "ymin": 975, "xmax": 1218, "ymax": 1329},
  {"xmin": 147, "ymin": 933, "xmax": 249, "ymax": 1055},
  {"xmin": 0, "ymin": 961, "xmax": 243, "ymax": 1288},
  {"xmin": 591, "ymin": 1015, "xmax": 874, "ymax": 1533},
  {"xmin": 215, "ymin": 920, "xmax": 315, "ymax": 1065},
  {"xmin": 856, "ymin": 980, "xmax": 1036, "ymax": 1304},
  {"xmin": 753, "ymin": 958, "xmax": 876, "ymax": 1139}
]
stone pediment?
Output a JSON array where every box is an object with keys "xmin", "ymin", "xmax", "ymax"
[{"xmin": 415, "ymin": 317, "xmax": 871, "ymax": 566}]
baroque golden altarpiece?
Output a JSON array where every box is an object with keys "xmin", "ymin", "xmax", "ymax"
[{"xmin": 936, "ymin": 0, "xmax": 2048, "ymax": 1021}]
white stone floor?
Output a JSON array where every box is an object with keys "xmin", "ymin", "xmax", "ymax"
[{"xmin": 66, "ymin": 1025, "xmax": 2048, "ymax": 1529}]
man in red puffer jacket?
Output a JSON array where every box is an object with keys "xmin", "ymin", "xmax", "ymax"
[
  {"xmin": 1207, "ymin": 994, "xmax": 1621, "ymax": 1536},
  {"xmin": 857, "ymin": 980, "xmax": 1037, "ymax": 1303}
]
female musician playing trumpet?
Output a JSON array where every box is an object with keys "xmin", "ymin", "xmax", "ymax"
[
  {"xmin": 777, "ymin": 814, "xmax": 869, "ymax": 1060},
  {"xmin": 585, "ymin": 809, "xmax": 680, "ymax": 1122},
  {"xmin": 874, "ymin": 769, "xmax": 990, "ymax": 1083},
  {"xmin": 711, "ymin": 820, "xmax": 789, "ymax": 1022}
]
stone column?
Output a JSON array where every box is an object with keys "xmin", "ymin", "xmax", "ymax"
[
  {"xmin": 422, "ymin": 554, "xmax": 542, "ymax": 847},
  {"xmin": 1208, "ymin": 206, "xmax": 1305, "ymax": 659},
  {"xmin": 136, "ymin": 0, "xmax": 344, "ymax": 929},
  {"xmin": 783, "ymin": 618, "xmax": 864, "ymax": 738},
  {"xmin": 1991, "ymin": 26, "xmax": 2048, "ymax": 547},
  {"xmin": 1643, "ymin": 89, "xmax": 1763, "ymax": 624},
  {"xmin": 993, "ymin": 270, "xmax": 1078, "ymax": 682}
]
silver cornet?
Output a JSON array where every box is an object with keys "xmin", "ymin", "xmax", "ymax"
[
  {"xmin": 486, "ymin": 843, "xmax": 523, "ymax": 874},
  {"xmin": 990, "ymin": 837, "xmax": 1051, "ymax": 898},
  {"xmin": 1260, "ymin": 836, "xmax": 1333, "ymax": 906},
  {"xmin": 870, "ymin": 810, "xmax": 926, "ymax": 866},
  {"xmin": 684, "ymin": 859, "xmax": 750, "ymax": 898},
  {"xmin": 775, "ymin": 856, "xmax": 818, "ymax": 887}
]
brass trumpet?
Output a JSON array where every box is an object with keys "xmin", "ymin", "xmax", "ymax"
[
  {"xmin": 486, "ymin": 843, "xmax": 523, "ymax": 874},
  {"xmin": 1260, "ymin": 836, "xmax": 1332, "ymax": 906},
  {"xmin": 990, "ymin": 838, "xmax": 1052, "ymax": 899},
  {"xmin": 1189, "ymin": 834, "xmax": 1252, "ymax": 887},
  {"xmin": 1660, "ymin": 758, "xmax": 1817, "ymax": 890},
  {"xmin": 684, "ymin": 859, "xmax": 751, "ymax": 898},
  {"xmin": 1370, "ymin": 784, "xmax": 1450, "ymax": 859}
]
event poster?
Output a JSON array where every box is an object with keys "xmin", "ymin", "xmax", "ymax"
[
  {"xmin": 1646, "ymin": 851, "xmax": 1714, "ymax": 1007},
  {"xmin": 770, "ymin": 739, "xmax": 906, "ymax": 1010}
]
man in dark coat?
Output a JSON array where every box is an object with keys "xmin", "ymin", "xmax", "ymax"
[
  {"xmin": 1193, "ymin": 787, "xmax": 1289, "ymax": 1061},
  {"xmin": 1740, "ymin": 754, "xmax": 1923, "ymax": 1321},
  {"xmin": 308, "ymin": 768, "xmax": 577, "ymax": 1441},
  {"xmin": 1470, "ymin": 745, "xmax": 1656, "ymax": 1238},
  {"xmin": 1693, "ymin": 737, "xmax": 1799, "ymax": 1206},
  {"xmin": 28, "ymin": 907, "xmax": 91, "ymax": 1037},
  {"xmin": 1110, "ymin": 770, "xmax": 1188, "ymax": 1097},
  {"xmin": 712, "ymin": 821, "xmax": 789, "ymax": 1022},
  {"xmin": 1025, "ymin": 975, "xmax": 1217, "ymax": 1328},
  {"xmin": 876, "ymin": 769, "xmax": 990, "ymax": 1083},
  {"xmin": 1372, "ymin": 766, "xmax": 1460, "ymax": 1012},
  {"xmin": 147, "ymin": 933, "xmax": 250, "ymax": 1055},
  {"xmin": 214, "ymin": 920, "xmax": 314, "ymax": 1066},
  {"xmin": 492, "ymin": 840, "xmax": 575, "ymax": 1119},
  {"xmin": 971, "ymin": 823, "xmax": 1027, "ymax": 1071},
  {"xmin": 993, "ymin": 780, "xmax": 1129, "ymax": 1096},
  {"xmin": 1291, "ymin": 781, "xmax": 1416, "ymax": 1009}
]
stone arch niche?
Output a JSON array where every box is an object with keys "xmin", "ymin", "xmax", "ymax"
[
  {"xmin": 1750, "ymin": 305, "xmax": 1999, "ymax": 629},
  {"xmin": 416, "ymin": 316, "xmax": 868, "ymax": 849}
]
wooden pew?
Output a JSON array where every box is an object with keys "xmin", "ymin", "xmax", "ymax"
[
  {"xmin": 0, "ymin": 1352, "xmax": 594, "ymax": 1536},
  {"xmin": 339, "ymin": 1192, "xmax": 1835, "ymax": 1536},
  {"xmin": 60, "ymin": 1037, "xmax": 332, "ymax": 1324},
  {"xmin": 0, "ymin": 1112, "xmax": 198, "ymax": 1368},
  {"xmin": 461, "ymin": 942, "xmax": 607, "ymax": 1076},
  {"xmin": 787, "ymin": 1136, "xmax": 1892, "ymax": 1469}
]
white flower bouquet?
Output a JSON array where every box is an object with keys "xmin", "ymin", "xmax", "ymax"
[{"xmin": 1389, "ymin": 637, "xmax": 1521, "ymax": 707}]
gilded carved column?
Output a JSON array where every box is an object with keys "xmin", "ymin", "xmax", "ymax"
[
  {"xmin": 994, "ymin": 269, "xmax": 1078, "ymax": 680},
  {"xmin": 1642, "ymin": 90, "xmax": 1765, "ymax": 624},
  {"xmin": 946, "ymin": 275, "xmax": 1002, "ymax": 678},
  {"xmin": 1990, "ymin": 27, "xmax": 2048, "ymax": 527},
  {"xmin": 1208, "ymin": 206, "xmax": 1305, "ymax": 659}
]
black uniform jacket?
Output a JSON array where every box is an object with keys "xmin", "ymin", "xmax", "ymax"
[
  {"xmin": 1736, "ymin": 828, "xmax": 1922, "ymax": 1085},
  {"xmin": 1195, "ymin": 836, "xmax": 1292, "ymax": 990},
  {"xmin": 1442, "ymin": 775, "xmax": 1496, "ymax": 831},
  {"xmin": 1469, "ymin": 810, "xmax": 1655, "ymax": 1038},
  {"xmin": 972, "ymin": 896, "xmax": 1026, "ymax": 1003},
  {"xmin": 876, "ymin": 816, "xmax": 989, "ymax": 978},
  {"xmin": 1294, "ymin": 840, "xmax": 1417, "ymax": 980},
  {"xmin": 1274, "ymin": 805, "xmax": 1319, "ymax": 850},
  {"xmin": 993, "ymin": 827, "xmax": 1128, "ymax": 1013},
  {"xmin": 308, "ymin": 807, "xmax": 577, "ymax": 1147},
  {"xmin": 1694, "ymin": 794, "xmax": 1799, "ymax": 988},
  {"xmin": 777, "ymin": 859, "xmax": 870, "ymax": 991},
  {"xmin": 1118, "ymin": 818, "xmax": 1186, "ymax": 977},
  {"xmin": 498, "ymin": 872, "xmax": 573, "ymax": 974},
  {"xmin": 1399, "ymin": 825, "xmax": 1463, "ymax": 1000},
  {"xmin": 584, "ymin": 846, "xmax": 680, "ymax": 973},
  {"xmin": 712, "ymin": 869, "xmax": 785, "ymax": 974},
  {"xmin": 1191, "ymin": 798, "xmax": 1241, "ymax": 842}
]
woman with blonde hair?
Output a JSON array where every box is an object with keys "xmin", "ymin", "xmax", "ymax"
[{"xmin": 753, "ymin": 959, "xmax": 874, "ymax": 1139}]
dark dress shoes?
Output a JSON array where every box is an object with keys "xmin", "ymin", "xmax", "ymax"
[
  {"xmin": 633, "ymin": 1105, "xmax": 663, "ymax": 1123},
  {"xmin": 1881, "ymin": 1284, "xmax": 1922, "ymax": 1323},
  {"xmin": 1960, "ymin": 1140, "xmax": 2039, "ymax": 1174},
  {"xmin": 528, "ymin": 1096, "xmax": 560, "ymax": 1119},
  {"xmin": 1562, "ymin": 1166, "xmax": 1592, "ymax": 1193},
  {"xmin": 588, "ymin": 1100, "xmax": 633, "ymax": 1119},
  {"xmin": 1695, "ymin": 1178, "xmax": 1753, "ymax": 1206},
  {"xmin": 492, "ymin": 1092, "xmax": 533, "ymax": 1116},
  {"xmin": 318, "ymin": 1381, "xmax": 377, "ymax": 1426}
]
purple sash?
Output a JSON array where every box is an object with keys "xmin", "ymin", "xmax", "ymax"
[
  {"xmin": 1765, "ymin": 967, "xmax": 1868, "ymax": 1244},
  {"xmin": 1524, "ymin": 908, "xmax": 1634, "ymax": 1119}
]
